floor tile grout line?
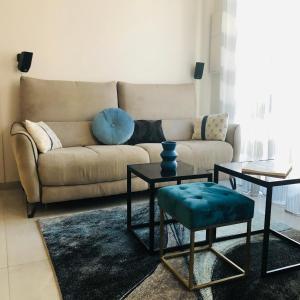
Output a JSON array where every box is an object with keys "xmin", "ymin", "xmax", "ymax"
[
  {"xmin": 36, "ymin": 221, "xmax": 63, "ymax": 300},
  {"xmin": 7, "ymin": 258, "xmax": 50, "ymax": 269},
  {"xmin": 4, "ymin": 204, "xmax": 50, "ymax": 268},
  {"xmin": 3, "ymin": 195, "xmax": 50, "ymax": 300},
  {"xmin": 2, "ymin": 194, "xmax": 50, "ymax": 270},
  {"xmin": 2, "ymin": 194, "xmax": 45, "ymax": 299},
  {"xmin": 3, "ymin": 199, "xmax": 11, "ymax": 300}
]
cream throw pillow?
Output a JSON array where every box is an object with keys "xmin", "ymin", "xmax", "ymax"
[
  {"xmin": 192, "ymin": 113, "xmax": 229, "ymax": 141},
  {"xmin": 25, "ymin": 120, "xmax": 62, "ymax": 153}
]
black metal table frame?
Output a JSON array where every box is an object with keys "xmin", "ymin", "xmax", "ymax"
[
  {"xmin": 214, "ymin": 164, "xmax": 300, "ymax": 277},
  {"xmin": 127, "ymin": 165, "xmax": 213, "ymax": 254}
]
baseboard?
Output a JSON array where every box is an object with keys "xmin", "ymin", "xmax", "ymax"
[{"xmin": 0, "ymin": 181, "xmax": 22, "ymax": 190}]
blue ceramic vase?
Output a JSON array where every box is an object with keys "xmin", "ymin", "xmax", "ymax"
[{"xmin": 160, "ymin": 141, "xmax": 178, "ymax": 173}]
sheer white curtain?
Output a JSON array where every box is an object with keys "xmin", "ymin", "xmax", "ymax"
[{"xmin": 219, "ymin": 0, "xmax": 300, "ymax": 214}]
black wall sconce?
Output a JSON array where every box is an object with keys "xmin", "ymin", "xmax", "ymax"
[
  {"xmin": 17, "ymin": 51, "xmax": 33, "ymax": 72},
  {"xmin": 194, "ymin": 62, "xmax": 204, "ymax": 79}
]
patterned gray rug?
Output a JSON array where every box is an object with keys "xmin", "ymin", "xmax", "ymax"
[{"xmin": 38, "ymin": 204, "xmax": 300, "ymax": 300}]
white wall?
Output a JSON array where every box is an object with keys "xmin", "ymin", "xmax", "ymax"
[
  {"xmin": 195, "ymin": 0, "xmax": 216, "ymax": 116},
  {"xmin": 0, "ymin": 0, "xmax": 212, "ymax": 183}
]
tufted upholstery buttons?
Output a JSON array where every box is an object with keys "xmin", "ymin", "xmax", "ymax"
[
  {"xmin": 157, "ymin": 182, "xmax": 254, "ymax": 229},
  {"xmin": 179, "ymin": 186, "xmax": 188, "ymax": 190}
]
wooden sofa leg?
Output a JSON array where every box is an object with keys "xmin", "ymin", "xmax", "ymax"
[{"xmin": 26, "ymin": 202, "xmax": 37, "ymax": 218}]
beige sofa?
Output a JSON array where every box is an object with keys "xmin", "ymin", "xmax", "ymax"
[{"xmin": 11, "ymin": 77, "xmax": 241, "ymax": 217}]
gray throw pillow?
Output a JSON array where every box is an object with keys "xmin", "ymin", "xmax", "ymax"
[{"xmin": 127, "ymin": 120, "xmax": 166, "ymax": 145}]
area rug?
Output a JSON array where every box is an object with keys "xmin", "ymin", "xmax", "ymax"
[
  {"xmin": 39, "ymin": 204, "xmax": 300, "ymax": 300},
  {"xmin": 39, "ymin": 205, "xmax": 161, "ymax": 300}
]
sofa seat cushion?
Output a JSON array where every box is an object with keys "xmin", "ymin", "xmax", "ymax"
[
  {"xmin": 177, "ymin": 140, "xmax": 233, "ymax": 170},
  {"xmin": 136, "ymin": 143, "xmax": 193, "ymax": 165},
  {"xmin": 38, "ymin": 145, "xmax": 149, "ymax": 186}
]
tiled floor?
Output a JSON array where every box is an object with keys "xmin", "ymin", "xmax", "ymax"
[
  {"xmin": 0, "ymin": 186, "xmax": 299, "ymax": 300},
  {"xmin": 0, "ymin": 188, "xmax": 61, "ymax": 300}
]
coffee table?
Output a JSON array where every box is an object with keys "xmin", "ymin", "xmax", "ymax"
[
  {"xmin": 127, "ymin": 162, "xmax": 212, "ymax": 253},
  {"xmin": 214, "ymin": 160, "xmax": 300, "ymax": 277}
]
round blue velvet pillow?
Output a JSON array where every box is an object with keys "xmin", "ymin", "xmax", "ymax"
[{"xmin": 92, "ymin": 108, "xmax": 134, "ymax": 145}]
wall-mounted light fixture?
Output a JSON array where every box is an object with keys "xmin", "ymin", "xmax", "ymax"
[
  {"xmin": 17, "ymin": 51, "xmax": 33, "ymax": 72},
  {"xmin": 194, "ymin": 62, "xmax": 204, "ymax": 79}
]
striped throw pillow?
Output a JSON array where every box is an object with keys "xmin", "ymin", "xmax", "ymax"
[
  {"xmin": 25, "ymin": 120, "xmax": 62, "ymax": 153},
  {"xmin": 192, "ymin": 113, "xmax": 229, "ymax": 141}
]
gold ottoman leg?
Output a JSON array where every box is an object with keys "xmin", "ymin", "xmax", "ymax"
[
  {"xmin": 189, "ymin": 230, "xmax": 195, "ymax": 290},
  {"xmin": 160, "ymin": 220, "xmax": 252, "ymax": 290}
]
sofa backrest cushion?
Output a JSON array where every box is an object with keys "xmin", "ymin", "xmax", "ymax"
[
  {"xmin": 162, "ymin": 119, "xmax": 193, "ymax": 141},
  {"xmin": 46, "ymin": 119, "xmax": 193, "ymax": 147},
  {"xmin": 20, "ymin": 78, "xmax": 195, "ymax": 146},
  {"xmin": 117, "ymin": 82, "xmax": 196, "ymax": 120},
  {"xmin": 45, "ymin": 121, "xmax": 98, "ymax": 147},
  {"xmin": 20, "ymin": 77, "xmax": 118, "ymax": 122}
]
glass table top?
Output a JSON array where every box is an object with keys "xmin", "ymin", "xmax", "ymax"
[
  {"xmin": 128, "ymin": 162, "xmax": 211, "ymax": 182},
  {"xmin": 217, "ymin": 160, "xmax": 300, "ymax": 186}
]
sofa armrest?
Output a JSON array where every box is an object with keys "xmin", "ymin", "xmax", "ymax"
[
  {"xmin": 10, "ymin": 122, "xmax": 41, "ymax": 203},
  {"xmin": 225, "ymin": 123, "xmax": 241, "ymax": 162}
]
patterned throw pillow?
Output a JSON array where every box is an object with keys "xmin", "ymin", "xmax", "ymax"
[
  {"xmin": 192, "ymin": 113, "xmax": 229, "ymax": 141},
  {"xmin": 127, "ymin": 120, "xmax": 166, "ymax": 145},
  {"xmin": 25, "ymin": 120, "xmax": 62, "ymax": 153}
]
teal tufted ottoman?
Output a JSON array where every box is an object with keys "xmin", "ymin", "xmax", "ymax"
[{"xmin": 158, "ymin": 182, "xmax": 254, "ymax": 290}]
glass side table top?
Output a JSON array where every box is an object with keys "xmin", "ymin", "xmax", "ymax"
[
  {"xmin": 128, "ymin": 162, "xmax": 212, "ymax": 183},
  {"xmin": 216, "ymin": 160, "xmax": 300, "ymax": 186}
]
